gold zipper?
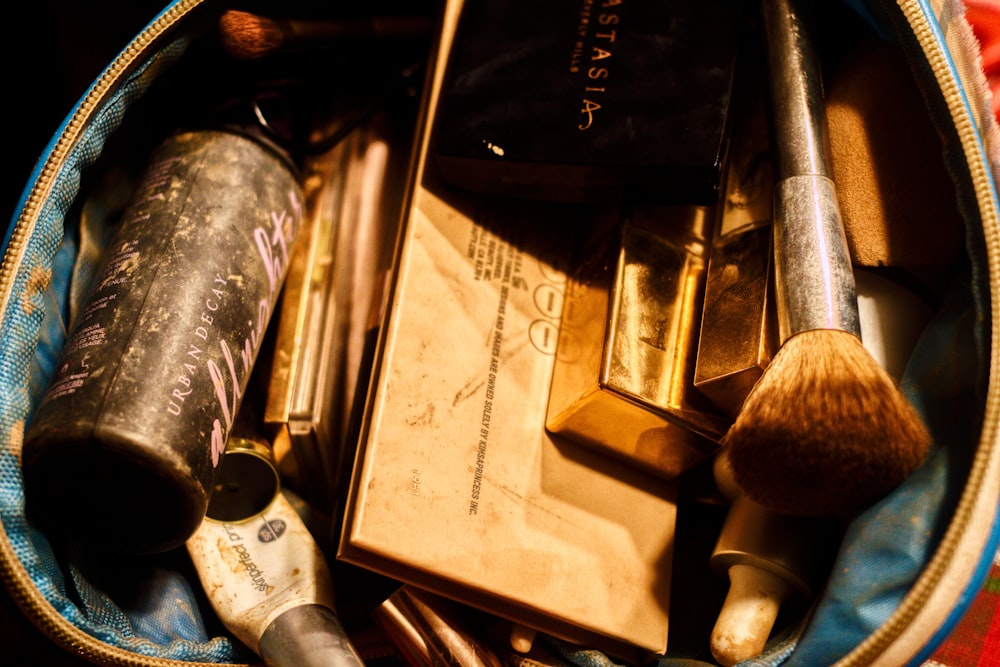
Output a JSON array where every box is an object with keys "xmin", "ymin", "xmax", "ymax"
[
  {"xmin": 836, "ymin": 1, "xmax": 1000, "ymax": 665},
  {"xmin": 0, "ymin": 0, "xmax": 204, "ymax": 320},
  {"xmin": 2, "ymin": 0, "xmax": 997, "ymax": 665},
  {"xmin": 0, "ymin": 1, "xmax": 254, "ymax": 665},
  {"xmin": 1, "ymin": 528, "xmax": 247, "ymax": 667}
]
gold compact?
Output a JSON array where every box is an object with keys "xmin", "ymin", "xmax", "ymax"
[{"xmin": 546, "ymin": 205, "xmax": 730, "ymax": 479}]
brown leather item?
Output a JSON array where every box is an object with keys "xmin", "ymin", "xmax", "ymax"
[{"xmin": 826, "ymin": 38, "xmax": 966, "ymax": 268}]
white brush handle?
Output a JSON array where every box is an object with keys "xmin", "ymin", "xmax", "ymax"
[
  {"xmin": 763, "ymin": 0, "xmax": 861, "ymax": 342},
  {"xmin": 711, "ymin": 564, "xmax": 794, "ymax": 666}
]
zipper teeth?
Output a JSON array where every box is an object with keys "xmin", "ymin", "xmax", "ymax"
[
  {"xmin": 2, "ymin": 530, "xmax": 243, "ymax": 667},
  {"xmin": 0, "ymin": 0, "xmax": 201, "ymax": 319},
  {"xmin": 836, "ymin": 1, "xmax": 1000, "ymax": 665},
  {"xmin": 0, "ymin": 1, "xmax": 248, "ymax": 665},
  {"xmin": 1, "ymin": 1, "xmax": 996, "ymax": 666}
]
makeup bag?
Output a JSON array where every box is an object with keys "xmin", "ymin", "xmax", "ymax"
[{"xmin": 1, "ymin": 0, "xmax": 998, "ymax": 666}]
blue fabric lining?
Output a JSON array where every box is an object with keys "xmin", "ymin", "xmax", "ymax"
[
  {"xmin": 784, "ymin": 274, "xmax": 982, "ymax": 665},
  {"xmin": 0, "ymin": 29, "xmax": 247, "ymax": 663},
  {"xmin": 0, "ymin": 0, "xmax": 997, "ymax": 664}
]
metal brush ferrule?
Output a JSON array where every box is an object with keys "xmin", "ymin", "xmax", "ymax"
[{"xmin": 773, "ymin": 175, "xmax": 860, "ymax": 341}]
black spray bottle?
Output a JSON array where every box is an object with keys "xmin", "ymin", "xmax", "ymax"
[{"xmin": 22, "ymin": 127, "xmax": 304, "ymax": 554}]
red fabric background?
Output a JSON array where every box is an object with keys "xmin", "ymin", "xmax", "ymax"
[
  {"xmin": 925, "ymin": 551, "xmax": 1000, "ymax": 666},
  {"xmin": 966, "ymin": 0, "xmax": 1000, "ymax": 124}
]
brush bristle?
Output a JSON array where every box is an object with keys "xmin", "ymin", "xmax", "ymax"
[
  {"xmin": 219, "ymin": 10, "xmax": 284, "ymax": 60},
  {"xmin": 724, "ymin": 329, "xmax": 931, "ymax": 517}
]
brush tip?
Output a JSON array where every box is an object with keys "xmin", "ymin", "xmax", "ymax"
[
  {"xmin": 219, "ymin": 10, "xmax": 283, "ymax": 60},
  {"xmin": 724, "ymin": 329, "xmax": 931, "ymax": 517},
  {"xmin": 710, "ymin": 563, "xmax": 792, "ymax": 666}
]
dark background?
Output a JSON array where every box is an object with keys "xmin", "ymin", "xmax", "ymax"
[
  {"xmin": 2, "ymin": 3, "xmax": 165, "ymax": 663},
  {"xmin": 3, "ymin": 1, "xmax": 166, "ymax": 227}
]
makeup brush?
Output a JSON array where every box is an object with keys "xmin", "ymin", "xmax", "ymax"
[
  {"xmin": 722, "ymin": 0, "xmax": 931, "ymax": 518},
  {"xmin": 218, "ymin": 10, "xmax": 433, "ymax": 60}
]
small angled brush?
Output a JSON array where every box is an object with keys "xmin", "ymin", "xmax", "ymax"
[
  {"xmin": 218, "ymin": 10, "xmax": 432, "ymax": 60},
  {"xmin": 723, "ymin": 0, "xmax": 931, "ymax": 518}
]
